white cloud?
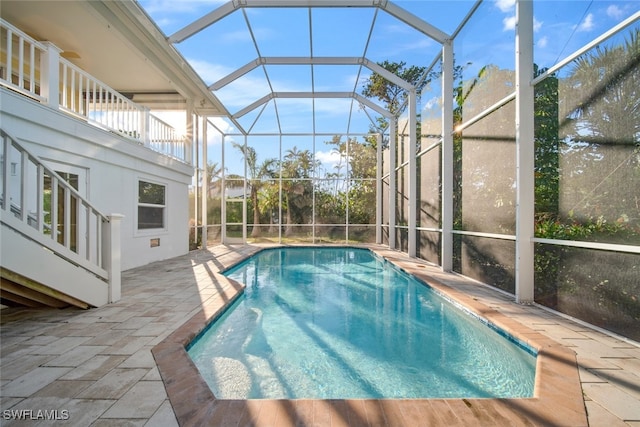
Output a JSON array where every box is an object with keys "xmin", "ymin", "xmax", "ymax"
[
  {"xmin": 537, "ymin": 36, "xmax": 548, "ymax": 48},
  {"xmin": 534, "ymin": 18, "xmax": 543, "ymax": 32},
  {"xmin": 576, "ymin": 13, "xmax": 595, "ymax": 32},
  {"xmin": 396, "ymin": 38, "xmax": 433, "ymax": 54},
  {"xmin": 314, "ymin": 98, "xmax": 353, "ymax": 115},
  {"xmin": 315, "ymin": 150, "xmax": 344, "ymax": 171},
  {"xmin": 187, "ymin": 58, "xmax": 233, "ymax": 84},
  {"xmin": 186, "ymin": 58, "xmax": 268, "ymax": 110},
  {"xmin": 503, "ymin": 16, "xmax": 516, "ymax": 31},
  {"xmin": 495, "ymin": 0, "xmax": 515, "ymax": 13},
  {"xmin": 606, "ymin": 5, "xmax": 624, "ymax": 20},
  {"xmin": 219, "ymin": 29, "xmax": 253, "ymax": 44},
  {"xmin": 503, "ymin": 16, "xmax": 542, "ymax": 32},
  {"xmin": 207, "ymin": 117, "xmax": 235, "ymax": 143}
]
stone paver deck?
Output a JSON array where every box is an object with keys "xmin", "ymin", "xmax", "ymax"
[{"xmin": 1, "ymin": 244, "xmax": 639, "ymax": 426}]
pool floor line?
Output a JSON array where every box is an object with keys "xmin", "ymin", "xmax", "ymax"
[{"xmin": 152, "ymin": 244, "xmax": 588, "ymax": 426}]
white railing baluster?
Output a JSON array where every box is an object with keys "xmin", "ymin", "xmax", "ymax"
[
  {"xmin": 1, "ymin": 134, "xmax": 7, "ymax": 211},
  {"xmin": 51, "ymin": 175, "xmax": 58, "ymax": 242},
  {"xmin": 61, "ymin": 63, "xmax": 68, "ymax": 108},
  {"xmin": 85, "ymin": 202, "xmax": 91, "ymax": 261},
  {"xmin": 70, "ymin": 68, "xmax": 76, "ymax": 113},
  {"xmin": 63, "ymin": 185, "xmax": 70, "ymax": 249},
  {"xmin": 108, "ymin": 91, "xmax": 113, "ymax": 128},
  {"xmin": 37, "ymin": 164, "xmax": 44, "ymax": 233},
  {"xmin": 73, "ymin": 192, "xmax": 81, "ymax": 254},
  {"xmin": 19, "ymin": 150, "xmax": 28, "ymax": 222},
  {"xmin": 18, "ymin": 36, "xmax": 24, "ymax": 89},
  {"xmin": 6, "ymin": 29, "xmax": 12, "ymax": 85},
  {"xmin": 29, "ymin": 42, "xmax": 35, "ymax": 93},
  {"xmin": 96, "ymin": 213, "xmax": 102, "ymax": 266}
]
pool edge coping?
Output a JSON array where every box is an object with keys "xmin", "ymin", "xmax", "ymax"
[{"xmin": 151, "ymin": 244, "xmax": 588, "ymax": 426}]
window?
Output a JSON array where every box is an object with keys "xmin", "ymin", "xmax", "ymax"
[{"xmin": 138, "ymin": 180, "xmax": 165, "ymax": 230}]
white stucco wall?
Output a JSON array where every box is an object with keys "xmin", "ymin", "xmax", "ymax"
[{"xmin": 1, "ymin": 89, "xmax": 193, "ymax": 271}]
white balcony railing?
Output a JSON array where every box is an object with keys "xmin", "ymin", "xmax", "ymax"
[
  {"xmin": 0, "ymin": 19, "xmax": 46, "ymax": 103},
  {"xmin": 148, "ymin": 114, "xmax": 191, "ymax": 162},
  {"xmin": 0, "ymin": 18, "xmax": 192, "ymax": 164}
]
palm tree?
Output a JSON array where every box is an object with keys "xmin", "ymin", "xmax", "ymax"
[
  {"xmin": 559, "ymin": 28, "xmax": 640, "ymax": 225},
  {"xmin": 206, "ymin": 161, "xmax": 222, "ymax": 197},
  {"xmin": 282, "ymin": 146, "xmax": 316, "ymax": 236},
  {"xmin": 563, "ymin": 28, "xmax": 640, "ymax": 145},
  {"xmin": 232, "ymin": 142, "xmax": 277, "ymax": 237}
]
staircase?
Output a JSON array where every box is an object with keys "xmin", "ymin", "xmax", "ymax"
[{"xmin": 0, "ymin": 129, "xmax": 121, "ymax": 308}]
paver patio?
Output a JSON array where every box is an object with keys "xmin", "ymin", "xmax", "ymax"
[{"xmin": 1, "ymin": 244, "xmax": 638, "ymax": 426}]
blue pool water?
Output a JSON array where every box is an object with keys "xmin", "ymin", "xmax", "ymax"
[{"xmin": 188, "ymin": 247, "xmax": 536, "ymax": 399}]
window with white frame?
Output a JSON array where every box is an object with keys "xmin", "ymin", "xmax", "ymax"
[{"xmin": 138, "ymin": 180, "xmax": 165, "ymax": 230}]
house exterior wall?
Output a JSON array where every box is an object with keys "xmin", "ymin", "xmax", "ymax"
[{"xmin": 1, "ymin": 89, "xmax": 193, "ymax": 271}]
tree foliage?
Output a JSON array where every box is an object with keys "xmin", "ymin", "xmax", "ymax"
[
  {"xmin": 361, "ymin": 60, "xmax": 428, "ymax": 132},
  {"xmin": 232, "ymin": 142, "xmax": 277, "ymax": 237}
]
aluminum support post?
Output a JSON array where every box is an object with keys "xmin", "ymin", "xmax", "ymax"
[
  {"xmin": 515, "ymin": 0, "xmax": 535, "ymax": 303},
  {"xmin": 441, "ymin": 41, "xmax": 454, "ymax": 272},
  {"xmin": 376, "ymin": 133, "xmax": 382, "ymax": 244},
  {"xmin": 408, "ymin": 90, "xmax": 417, "ymax": 258},
  {"xmin": 389, "ymin": 120, "xmax": 397, "ymax": 250},
  {"xmin": 201, "ymin": 116, "xmax": 208, "ymax": 248},
  {"xmin": 242, "ymin": 135, "xmax": 247, "ymax": 243},
  {"xmin": 221, "ymin": 132, "xmax": 227, "ymax": 244}
]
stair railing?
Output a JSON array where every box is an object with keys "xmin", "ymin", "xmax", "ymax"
[{"xmin": 0, "ymin": 129, "xmax": 122, "ymax": 302}]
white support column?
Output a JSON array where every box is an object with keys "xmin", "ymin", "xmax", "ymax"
[
  {"xmin": 408, "ymin": 90, "xmax": 417, "ymax": 257},
  {"xmin": 441, "ymin": 41, "xmax": 454, "ymax": 272},
  {"xmin": 242, "ymin": 135, "xmax": 247, "ymax": 243},
  {"xmin": 221, "ymin": 133, "xmax": 227, "ymax": 244},
  {"xmin": 201, "ymin": 116, "xmax": 208, "ymax": 248},
  {"xmin": 376, "ymin": 133, "xmax": 382, "ymax": 244},
  {"xmin": 515, "ymin": 0, "xmax": 535, "ymax": 303},
  {"xmin": 140, "ymin": 106, "xmax": 150, "ymax": 146},
  {"xmin": 389, "ymin": 120, "xmax": 397, "ymax": 250},
  {"xmin": 40, "ymin": 42, "xmax": 62, "ymax": 109},
  {"xmin": 278, "ymin": 134, "xmax": 283, "ymax": 244},
  {"xmin": 186, "ymin": 102, "xmax": 195, "ymax": 155},
  {"xmin": 193, "ymin": 114, "xmax": 200, "ymax": 248},
  {"xmin": 103, "ymin": 214, "xmax": 124, "ymax": 303}
]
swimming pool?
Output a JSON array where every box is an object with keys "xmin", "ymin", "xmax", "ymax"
[{"xmin": 187, "ymin": 247, "xmax": 536, "ymax": 399}]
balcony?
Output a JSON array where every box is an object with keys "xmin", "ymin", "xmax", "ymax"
[{"xmin": 0, "ymin": 18, "xmax": 191, "ymax": 164}]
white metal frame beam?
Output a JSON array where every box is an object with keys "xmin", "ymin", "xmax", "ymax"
[
  {"xmin": 232, "ymin": 91, "xmax": 393, "ymax": 120},
  {"xmin": 210, "ymin": 57, "xmax": 415, "ymax": 92},
  {"xmin": 169, "ymin": 0, "xmax": 449, "ymax": 44},
  {"xmin": 168, "ymin": 1, "xmax": 239, "ymax": 43}
]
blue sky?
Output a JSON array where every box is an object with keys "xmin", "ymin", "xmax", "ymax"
[{"xmin": 139, "ymin": 0, "xmax": 639, "ymax": 174}]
